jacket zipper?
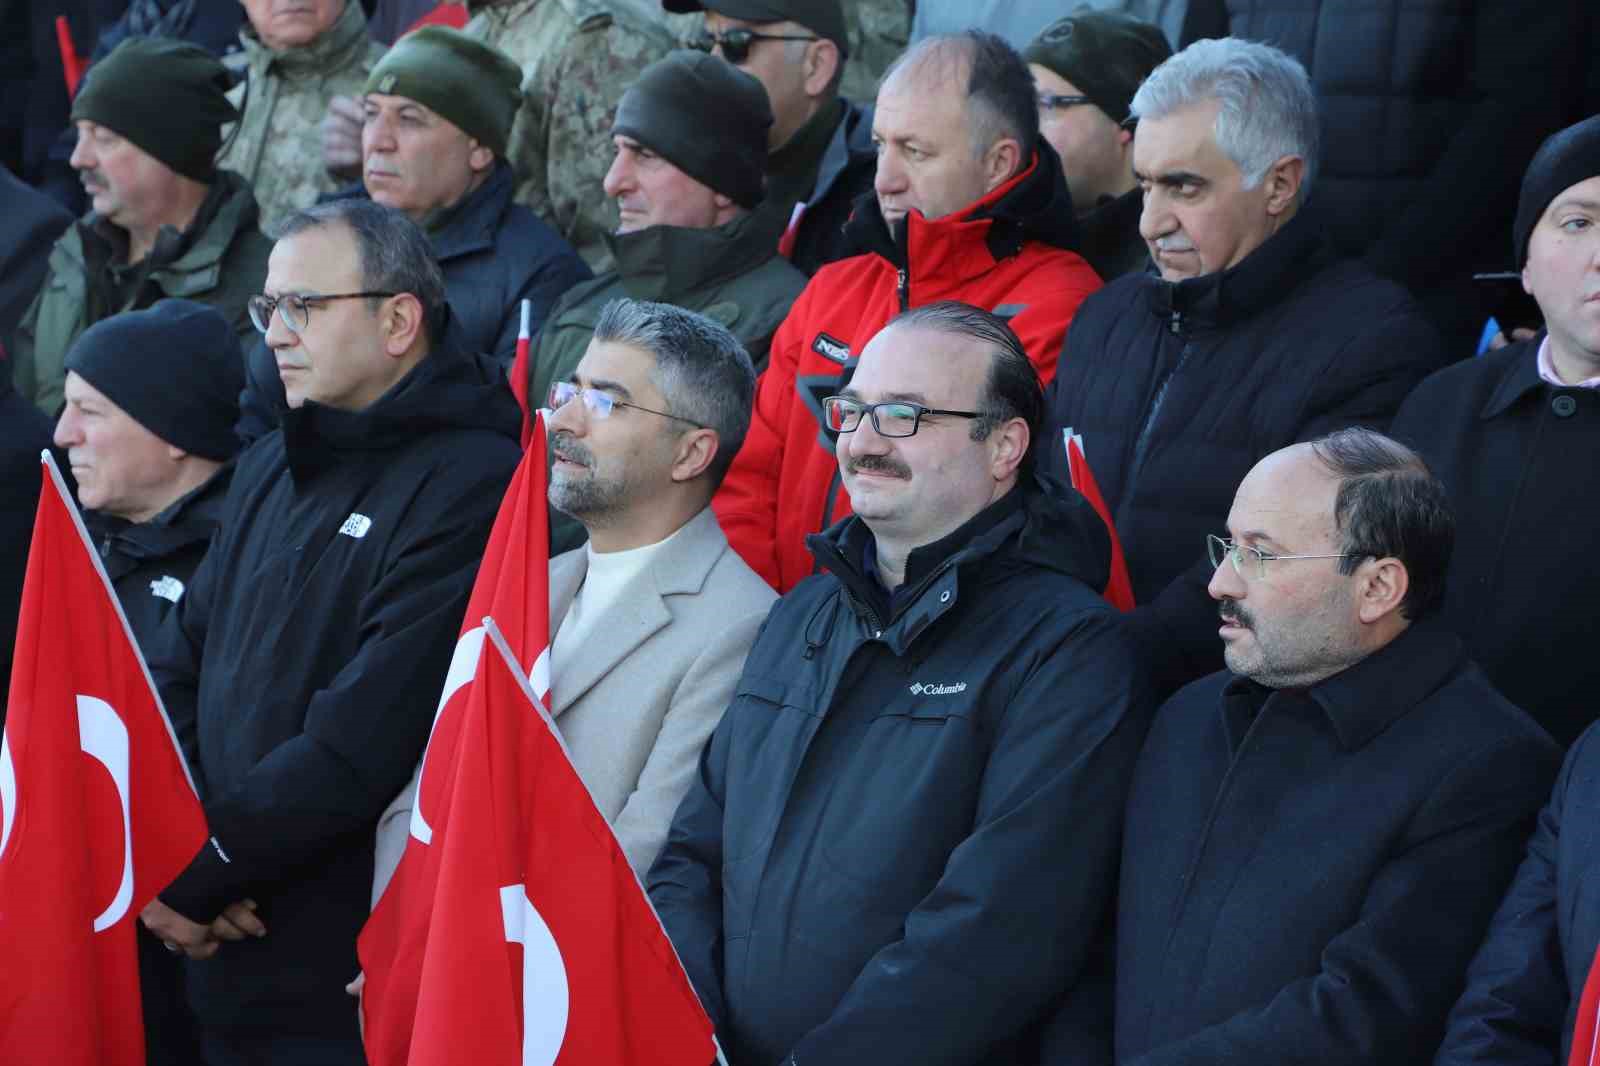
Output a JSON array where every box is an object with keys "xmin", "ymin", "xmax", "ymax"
[
  {"xmin": 896, "ymin": 268, "xmax": 909, "ymax": 312},
  {"xmin": 1123, "ymin": 309, "xmax": 1193, "ymax": 512}
]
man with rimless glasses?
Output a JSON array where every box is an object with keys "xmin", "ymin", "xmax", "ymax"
[
  {"xmin": 651, "ymin": 301, "xmax": 1155, "ymax": 1066},
  {"xmin": 1085, "ymin": 428, "xmax": 1558, "ymax": 1066},
  {"xmin": 142, "ymin": 198, "xmax": 521, "ymax": 1063}
]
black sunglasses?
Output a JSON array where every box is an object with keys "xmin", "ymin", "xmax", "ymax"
[{"xmin": 685, "ymin": 27, "xmax": 818, "ymax": 65}]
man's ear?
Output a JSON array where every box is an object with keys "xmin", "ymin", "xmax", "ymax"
[
  {"xmin": 468, "ymin": 140, "xmax": 495, "ymax": 175},
  {"xmin": 989, "ymin": 417, "xmax": 1030, "ymax": 481},
  {"xmin": 982, "ymin": 136, "xmax": 1023, "ymax": 195},
  {"xmin": 1262, "ymin": 153, "xmax": 1304, "ymax": 217},
  {"xmin": 670, "ymin": 427, "xmax": 720, "ymax": 483},
  {"xmin": 1355, "ymin": 556, "xmax": 1410, "ymax": 624},
  {"xmin": 384, "ymin": 293, "xmax": 426, "ymax": 357},
  {"xmin": 802, "ymin": 38, "xmax": 841, "ymax": 98}
]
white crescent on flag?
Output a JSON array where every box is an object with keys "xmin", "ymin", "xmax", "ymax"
[
  {"xmin": 501, "ymin": 884, "xmax": 570, "ymax": 1066},
  {"xmin": 76, "ymin": 695, "xmax": 133, "ymax": 932},
  {"xmin": 410, "ymin": 625, "xmax": 487, "ymax": 846},
  {"xmin": 0, "ymin": 731, "xmax": 15, "ymax": 862}
]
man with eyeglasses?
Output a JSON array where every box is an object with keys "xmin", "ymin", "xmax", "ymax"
[
  {"xmin": 1025, "ymin": 10, "xmax": 1171, "ymax": 280},
  {"xmin": 651, "ymin": 301, "xmax": 1156, "ymax": 1066},
  {"xmin": 139, "ymin": 198, "xmax": 521, "ymax": 1064},
  {"xmin": 524, "ymin": 48, "xmax": 807, "ymax": 552},
  {"xmin": 712, "ymin": 30, "xmax": 1102, "ymax": 593},
  {"xmin": 518, "ymin": 298, "xmax": 773, "ymax": 878},
  {"xmin": 666, "ymin": 0, "xmax": 877, "ymax": 276},
  {"xmin": 1077, "ymin": 427, "xmax": 1557, "ymax": 1066}
]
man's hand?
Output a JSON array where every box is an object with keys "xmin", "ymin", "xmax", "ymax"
[
  {"xmin": 209, "ymin": 898, "xmax": 267, "ymax": 943},
  {"xmin": 141, "ymin": 899, "xmax": 220, "ymax": 960},
  {"xmin": 1488, "ymin": 326, "xmax": 1539, "ymax": 350},
  {"xmin": 347, "ymin": 972, "xmax": 365, "ymax": 1039},
  {"xmin": 322, "ymin": 94, "xmax": 365, "ymax": 175}
]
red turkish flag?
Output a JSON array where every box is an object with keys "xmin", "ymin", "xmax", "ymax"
[
  {"xmin": 360, "ymin": 413, "xmax": 554, "ymax": 1063},
  {"xmin": 1570, "ymin": 943, "xmax": 1600, "ymax": 1066},
  {"xmin": 1064, "ymin": 430, "xmax": 1136, "ymax": 612},
  {"xmin": 404, "ymin": 619, "xmax": 716, "ymax": 1065},
  {"xmin": 0, "ymin": 454, "xmax": 207, "ymax": 1065}
]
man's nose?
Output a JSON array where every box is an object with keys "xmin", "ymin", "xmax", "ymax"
[
  {"xmin": 1208, "ymin": 555, "xmax": 1244, "ymax": 602},
  {"xmin": 602, "ymin": 154, "xmax": 630, "ymax": 199},
  {"xmin": 1139, "ymin": 187, "xmax": 1174, "ymax": 242}
]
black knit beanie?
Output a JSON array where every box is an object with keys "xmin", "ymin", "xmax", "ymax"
[
  {"xmin": 1514, "ymin": 115, "xmax": 1600, "ymax": 267},
  {"xmin": 612, "ymin": 51, "xmax": 772, "ymax": 210},
  {"xmin": 64, "ymin": 300, "xmax": 244, "ymax": 461},
  {"xmin": 70, "ymin": 37, "xmax": 238, "ymax": 183},
  {"xmin": 1023, "ymin": 11, "xmax": 1172, "ymax": 125}
]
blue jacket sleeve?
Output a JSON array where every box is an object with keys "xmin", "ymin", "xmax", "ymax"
[{"xmin": 1434, "ymin": 726, "xmax": 1596, "ymax": 1066}]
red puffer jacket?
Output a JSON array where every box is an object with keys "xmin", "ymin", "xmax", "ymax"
[{"xmin": 713, "ymin": 144, "xmax": 1103, "ymax": 591}]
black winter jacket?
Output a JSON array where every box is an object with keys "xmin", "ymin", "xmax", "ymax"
[
  {"xmin": 0, "ymin": 166, "xmax": 70, "ymax": 355},
  {"xmin": 1435, "ymin": 719, "xmax": 1600, "ymax": 1066},
  {"xmin": 1182, "ymin": 0, "xmax": 1581, "ymax": 340},
  {"xmin": 238, "ymin": 161, "xmax": 590, "ymax": 440},
  {"xmin": 1111, "ymin": 623, "xmax": 1558, "ymax": 1065},
  {"xmin": 785, "ymin": 96, "xmax": 876, "ymax": 278},
  {"xmin": 90, "ymin": 466, "xmax": 231, "ymax": 652},
  {"xmin": 1045, "ymin": 208, "xmax": 1446, "ymax": 686},
  {"xmin": 1391, "ymin": 339, "xmax": 1600, "ymax": 748},
  {"xmin": 649, "ymin": 482, "xmax": 1158, "ymax": 1066},
  {"xmin": 151, "ymin": 345, "xmax": 521, "ymax": 1036}
]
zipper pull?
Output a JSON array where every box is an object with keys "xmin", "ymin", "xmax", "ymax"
[
  {"xmin": 897, "ymin": 268, "xmax": 909, "ymax": 311},
  {"xmin": 1169, "ymin": 309, "xmax": 1182, "ymax": 335}
]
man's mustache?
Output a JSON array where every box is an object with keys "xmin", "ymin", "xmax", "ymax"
[
  {"xmin": 550, "ymin": 433, "xmax": 593, "ymax": 469},
  {"xmin": 847, "ymin": 455, "xmax": 911, "ymax": 479},
  {"xmin": 1219, "ymin": 599, "xmax": 1253, "ymax": 629}
]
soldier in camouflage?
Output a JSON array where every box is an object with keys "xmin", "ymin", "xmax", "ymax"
[
  {"xmin": 217, "ymin": 0, "xmax": 386, "ymax": 234},
  {"xmin": 840, "ymin": 0, "xmax": 910, "ymax": 101},
  {"xmin": 461, "ymin": 0, "xmax": 695, "ymax": 273}
]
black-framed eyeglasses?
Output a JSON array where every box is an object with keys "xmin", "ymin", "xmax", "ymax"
[
  {"xmin": 1037, "ymin": 93, "xmax": 1096, "ymax": 113},
  {"xmin": 248, "ymin": 291, "xmax": 396, "ymax": 336},
  {"xmin": 1206, "ymin": 534, "xmax": 1355, "ymax": 581},
  {"xmin": 822, "ymin": 396, "xmax": 982, "ymax": 438},
  {"xmin": 548, "ymin": 381, "xmax": 706, "ymax": 428},
  {"xmin": 685, "ymin": 27, "xmax": 818, "ymax": 65}
]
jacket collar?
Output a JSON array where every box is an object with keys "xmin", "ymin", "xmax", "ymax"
[
  {"xmin": 841, "ymin": 138, "xmax": 1082, "ymax": 281},
  {"xmin": 546, "ymin": 506, "xmax": 728, "ymax": 713},
  {"xmin": 425, "ymin": 160, "xmax": 514, "ymax": 261},
  {"xmin": 1222, "ymin": 620, "xmax": 1467, "ymax": 752},
  {"xmin": 80, "ymin": 171, "xmax": 261, "ymax": 297},
  {"xmin": 238, "ymin": 0, "xmax": 371, "ymax": 76},
  {"xmin": 606, "ymin": 206, "xmax": 787, "ymax": 302},
  {"xmin": 808, "ymin": 97, "xmax": 874, "ymax": 208},
  {"xmin": 91, "ymin": 465, "xmax": 232, "ymax": 576},
  {"xmin": 1480, "ymin": 335, "xmax": 1550, "ymax": 419},
  {"xmin": 1143, "ymin": 206, "xmax": 1328, "ymax": 331}
]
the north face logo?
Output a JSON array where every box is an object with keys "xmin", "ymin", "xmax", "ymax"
[
  {"xmin": 339, "ymin": 513, "xmax": 373, "ymax": 539},
  {"xmin": 910, "ymin": 681, "xmax": 967, "ymax": 696},
  {"xmin": 149, "ymin": 575, "xmax": 184, "ymax": 603},
  {"xmin": 811, "ymin": 332, "xmax": 851, "ymax": 365}
]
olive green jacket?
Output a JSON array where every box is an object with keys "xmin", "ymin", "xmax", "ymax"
[
  {"xmin": 11, "ymin": 170, "xmax": 273, "ymax": 415},
  {"xmin": 530, "ymin": 206, "xmax": 806, "ymax": 553}
]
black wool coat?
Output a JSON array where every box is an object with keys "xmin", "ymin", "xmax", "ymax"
[
  {"xmin": 1435, "ymin": 719, "xmax": 1600, "ymax": 1066},
  {"xmin": 1391, "ymin": 338, "xmax": 1600, "ymax": 748},
  {"xmin": 150, "ymin": 345, "xmax": 521, "ymax": 1037},
  {"xmin": 1107, "ymin": 623, "xmax": 1558, "ymax": 1065},
  {"xmin": 1044, "ymin": 207, "xmax": 1447, "ymax": 688}
]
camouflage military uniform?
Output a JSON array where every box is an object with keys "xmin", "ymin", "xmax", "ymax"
[
  {"xmin": 464, "ymin": 0, "xmax": 693, "ymax": 272},
  {"xmin": 841, "ymin": 0, "xmax": 911, "ymax": 101},
  {"xmin": 216, "ymin": 0, "xmax": 386, "ymax": 234}
]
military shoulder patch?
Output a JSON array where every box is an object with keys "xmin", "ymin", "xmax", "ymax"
[{"xmin": 812, "ymin": 332, "xmax": 851, "ymax": 365}]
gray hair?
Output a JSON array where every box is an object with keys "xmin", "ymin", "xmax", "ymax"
[
  {"xmin": 591, "ymin": 299, "xmax": 755, "ymax": 488},
  {"xmin": 881, "ymin": 31, "xmax": 1038, "ymax": 166},
  {"xmin": 1130, "ymin": 37, "xmax": 1319, "ymax": 200},
  {"xmin": 277, "ymin": 199, "xmax": 448, "ymax": 343}
]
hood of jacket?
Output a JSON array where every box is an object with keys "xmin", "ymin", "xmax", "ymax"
[
  {"xmin": 805, "ymin": 474, "xmax": 1111, "ymax": 644},
  {"xmin": 605, "ymin": 205, "xmax": 789, "ymax": 303},
  {"xmin": 236, "ymin": 0, "xmax": 372, "ymax": 78},
  {"xmin": 280, "ymin": 341, "xmax": 522, "ymax": 483},
  {"xmin": 840, "ymin": 137, "xmax": 1082, "ymax": 276},
  {"xmin": 1144, "ymin": 205, "xmax": 1335, "ymax": 332}
]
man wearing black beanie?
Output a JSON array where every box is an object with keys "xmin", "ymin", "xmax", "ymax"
[
  {"xmin": 11, "ymin": 37, "xmax": 273, "ymax": 417},
  {"xmin": 1391, "ymin": 113, "xmax": 1600, "ymax": 750},
  {"xmin": 52, "ymin": 298, "xmax": 243, "ymax": 1066}
]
